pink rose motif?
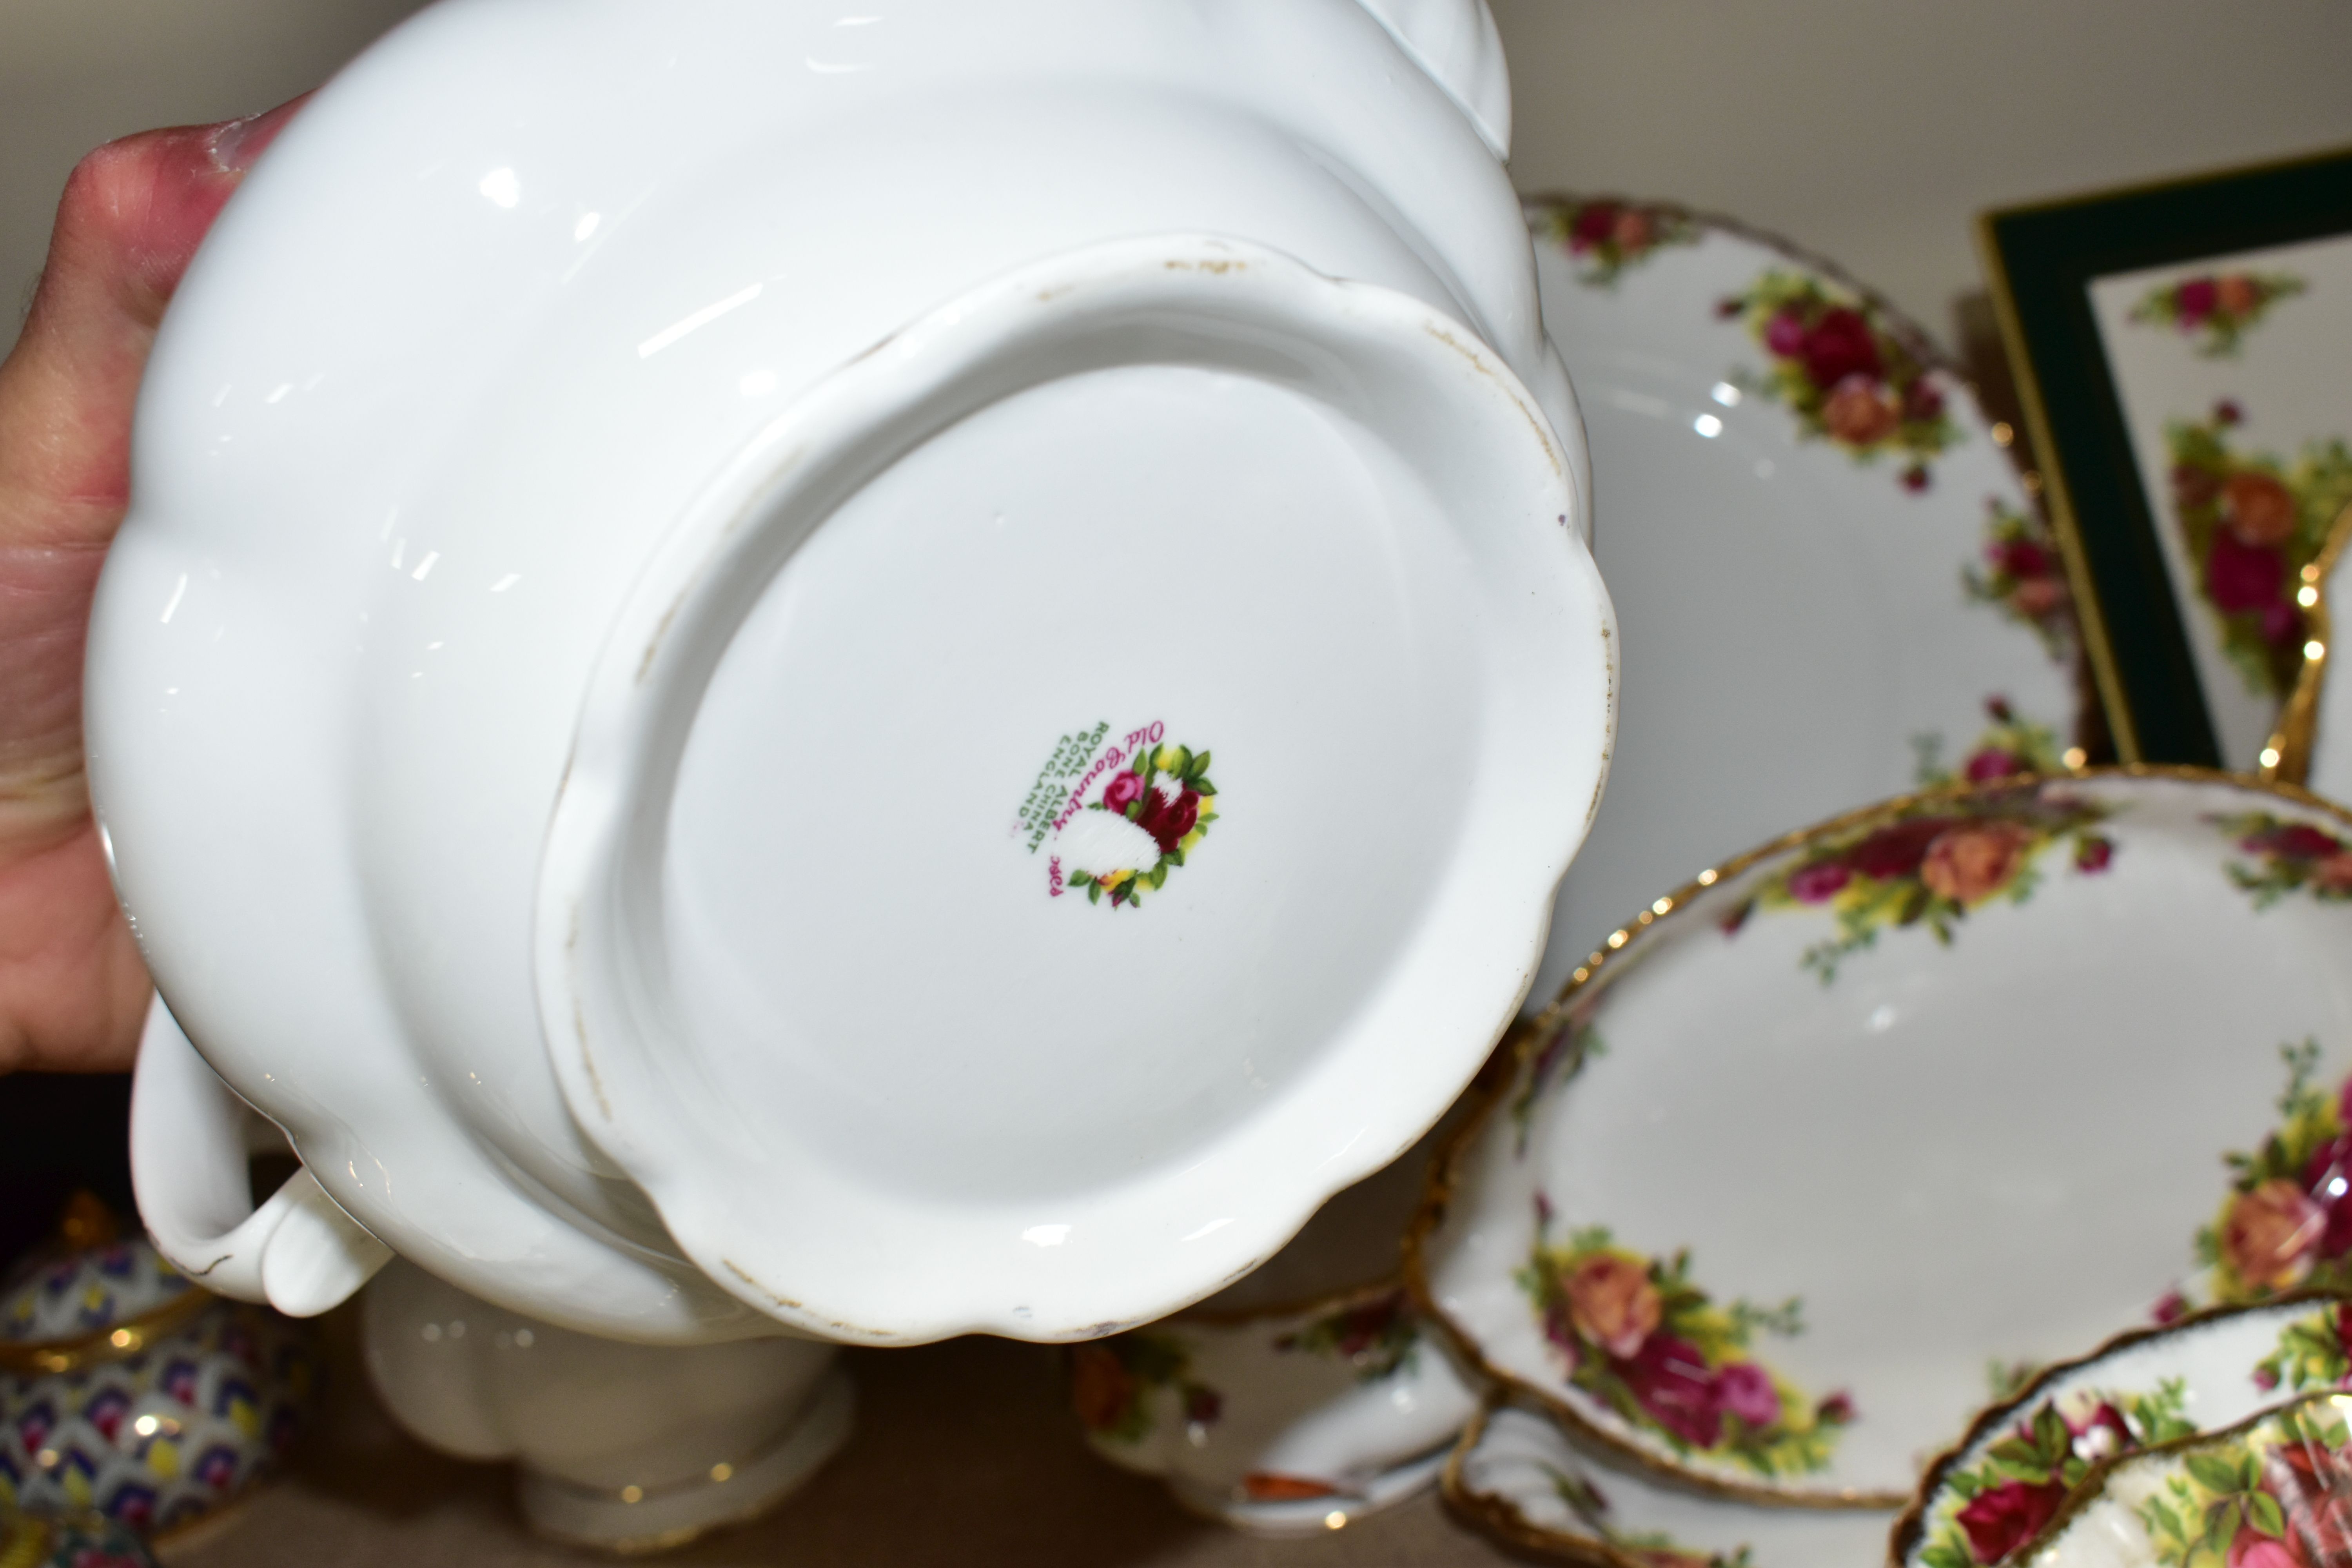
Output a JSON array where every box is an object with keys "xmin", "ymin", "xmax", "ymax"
[
  {"xmin": 1816, "ymin": 1391, "xmax": 1856, "ymax": 1425},
  {"xmin": 2258, "ymin": 1364, "xmax": 2283, "ymax": 1391},
  {"xmin": 2152, "ymin": 1290, "xmax": 2189, "ymax": 1324},
  {"xmin": 1822, "ymin": 374, "xmax": 1902, "ymax": 446},
  {"xmin": 1964, "ymin": 748, "xmax": 2025, "ymax": 783},
  {"xmin": 1901, "ymin": 463, "xmax": 1931, "ymax": 493},
  {"xmin": 1101, "ymin": 771, "xmax": 1145, "ymax": 814},
  {"xmin": 1716, "ymin": 1363, "xmax": 1780, "ymax": 1429},
  {"xmin": 2217, "ymin": 275, "xmax": 2261, "ymax": 317},
  {"xmin": 2223, "ymin": 1179, "xmax": 2326, "ymax": 1291},
  {"xmin": 2013, "ymin": 577, "xmax": 2068, "ymax": 619},
  {"xmin": 1956, "ymin": 1478, "xmax": 2066, "ymax": 1564},
  {"xmin": 1764, "ymin": 309, "xmax": 1808, "ymax": 357},
  {"xmin": 2176, "ymin": 276, "xmax": 2219, "ymax": 326},
  {"xmin": 1787, "ymin": 860, "xmax": 1852, "ymax": 904},
  {"xmin": 1564, "ymin": 1252, "xmax": 1662, "ymax": 1360},
  {"xmin": 2227, "ymin": 1530, "xmax": 2303, "ymax": 1568},
  {"xmin": 2207, "ymin": 529, "xmax": 2287, "ymax": 614},
  {"xmin": 1617, "ymin": 1333, "xmax": 1722, "ymax": 1450},
  {"xmin": 1920, "ymin": 821, "xmax": 2035, "ymax": 906},
  {"xmin": 1800, "ymin": 307, "xmax": 1883, "ymax": 389},
  {"xmin": 1612, "ymin": 208, "xmax": 1656, "ymax": 251}
]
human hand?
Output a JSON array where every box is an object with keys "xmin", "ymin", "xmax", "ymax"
[{"xmin": 0, "ymin": 97, "xmax": 305, "ymax": 1074}]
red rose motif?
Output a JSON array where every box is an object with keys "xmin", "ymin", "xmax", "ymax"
[
  {"xmin": 1617, "ymin": 1333, "xmax": 1722, "ymax": 1450},
  {"xmin": 1800, "ymin": 307, "xmax": 1883, "ymax": 389},
  {"xmin": 2302, "ymin": 1134, "xmax": 2352, "ymax": 1258},
  {"xmin": 1134, "ymin": 786, "xmax": 1200, "ymax": 857},
  {"xmin": 1816, "ymin": 1391, "xmax": 1856, "ymax": 1424},
  {"xmin": 1571, "ymin": 201, "xmax": 1619, "ymax": 249},
  {"xmin": 1996, "ymin": 539, "xmax": 2054, "ymax": 579},
  {"xmin": 2261, "ymin": 824, "xmax": 2345, "ymax": 861},
  {"xmin": 2069, "ymin": 1402, "xmax": 2132, "ymax": 1462},
  {"xmin": 1903, "ymin": 378, "xmax": 1946, "ymax": 423},
  {"xmin": 1955, "ymin": 1478, "xmax": 2067, "ymax": 1564},
  {"xmin": 2217, "ymin": 400, "xmax": 2245, "ymax": 426},
  {"xmin": 2176, "ymin": 276, "xmax": 2219, "ymax": 325},
  {"xmin": 2265, "ymin": 1428, "xmax": 2352, "ymax": 1568},
  {"xmin": 1788, "ymin": 860, "xmax": 1852, "ymax": 903},
  {"xmin": 2263, "ymin": 602, "xmax": 2305, "ymax": 646},
  {"xmin": 1849, "ymin": 817, "xmax": 1956, "ymax": 880},
  {"xmin": 1764, "ymin": 309, "xmax": 1808, "ymax": 357},
  {"xmin": 1965, "ymin": 748, "xmax": 2025, "ymax": 783},
  {"xmin": 2207, "ymin": 529, "xmax": 2287, "ymax": 614},
  {"xmin": 2076, "ymin": 837, "xmax": 2114, "ymax": 873}
]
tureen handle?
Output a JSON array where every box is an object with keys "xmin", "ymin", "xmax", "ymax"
[{"xmin": 129, "ymin": 995, "xmax": 393, "ymax": 1316}]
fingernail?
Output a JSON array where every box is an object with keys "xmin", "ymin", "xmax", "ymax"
[{"xmin": 209, "ymin": 91, "xmax": 314, "ymax": 174}]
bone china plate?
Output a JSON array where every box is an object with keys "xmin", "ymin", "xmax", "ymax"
[
  {"xmin": 1521, "ymin": 196, "xmax": 2083, "ymax": 1006},
  {"xmin": 2006, "ymin": 1392, "xmax": 2352, "ymax": 1568},
  {"xmin": 1898, "ymin": 1298, "xmax": 2352, "ymax": 1568},
  {"xmin": 1412, "ymin": 769, "xmax": 2352, "ymax": 1506}
]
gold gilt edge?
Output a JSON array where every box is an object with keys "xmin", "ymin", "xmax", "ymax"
[
  {"xmin": 0, "ymin": 1281, "xmax": 217, "ymax": 1377},
  {"xmin": 1403, "ymin": 764, "xmax": 2352, "ymax": 1512},
  {"xmin": 1971, "ymin": 210, "xmax": 2140, "ymax": 761},
  {"xmin": 1522, "ymin": 189, "xmax": 2103, "ymax": 767},
  {"xmin": 2262, "ymin": 499, "xmax": 2352, "ymax": 786},
  {"xmin": 1887, "ymin": 1289, "xmax": 2352, "ymax": 1567},
  {"xmin": 1440, "ymin": 1401, "xmax": 1655, "ymax": 1568}
]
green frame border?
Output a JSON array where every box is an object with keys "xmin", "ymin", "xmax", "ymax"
[{"xmin": 1979, "ymin": 146, "xmax": 2352, "ymax": 765}]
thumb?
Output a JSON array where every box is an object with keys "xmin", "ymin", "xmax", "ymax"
[{"xmin": 0, "ymin": 95, "xmax": 305, "ymax": 1075}]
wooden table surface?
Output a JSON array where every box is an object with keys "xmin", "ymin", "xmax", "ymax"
[{"xmin": 165, "ymin": 1312, "xmax": 1519, "ymax": 1568}]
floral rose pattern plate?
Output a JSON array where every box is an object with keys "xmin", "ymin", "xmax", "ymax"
[
  {"xmin": 2009, "ymin": 1392, "xmax": 2352, "ymax": 1568},
  {"xmin": 1414, "ymin": 771, "xmax": 2352, "ymax": 1504},
  {"xmin": 1521, "ymin": 196, "xmax": 2083, "ymax": 1007},
  {"xmin": 1896, "ymin": 1299, "xmax": 2350, "ymax": 1568},
  {"xmin": 2087, "ymin": 230, "xmax": 2352, "ymax": 768}
]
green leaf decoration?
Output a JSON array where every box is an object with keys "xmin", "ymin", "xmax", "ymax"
[
  {"xmin": 1193, "ymin": 779, "xmax": 1218, "ymax": 797},
  {"xmin": 1087, "ymin": 883, "xmax": 1102, "ymax": 904},
  {"xmin": 2183, "ymin": 1453, "xmax": 2245, "ymax": 1496},
  {"xmin": 2249, "ymin": 1490, "xmax": 2286, "ymax": 1538}
]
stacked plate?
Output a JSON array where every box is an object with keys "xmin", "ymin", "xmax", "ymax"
[
  {"xmin": 1404, "ymin": 200, "xmax": 2352, "ymax": 1564},
  {"xmin": 1067, "ymin": 196, "xmax": 2352, "ymax": 1559}
]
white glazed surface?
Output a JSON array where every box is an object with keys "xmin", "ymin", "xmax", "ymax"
[
  {"xmin": 89, "ymin": 0, "xmax": 1611, "ymax": 1345},
  {"xmin": 1522, "ymin": 200, "xmax": 2074, "ymax": 1006},
  {"xmin": 1419, "ymin": 773, "xmax": 2352, "ymax": 1505},
  {"xmin": 1450, "ymin": 1403, "xmax": 1897, "ymax": 1567},
  {"xmin": 361, "ymin": 1259, "xmax": 845, "ymax": 1548},
  {"xmin": 1900, "ymin": 1301, "xmax": 2348, "ymax": 1568},
  {"xmin": 1076, "ymin": 1283, "xmax": 1479, "ymax": 1535}
]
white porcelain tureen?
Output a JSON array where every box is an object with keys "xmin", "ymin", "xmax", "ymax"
[{"xmin": 101, "ymin": 0, "xmax": 1615, "ymax": 1347}]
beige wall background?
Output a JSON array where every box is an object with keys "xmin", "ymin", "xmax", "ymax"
[{"xmin": 4, "ymin": 0, "xmax": 2352, "ymax": 351}]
